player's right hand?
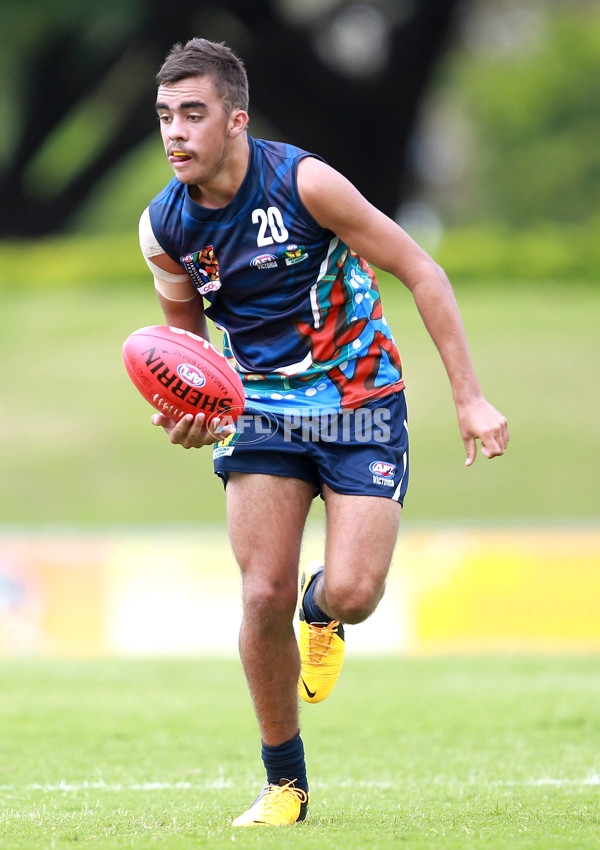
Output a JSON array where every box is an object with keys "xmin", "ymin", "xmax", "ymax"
[{"xmin": 151, "ymin": 412, "xmax": 234, "ymax": 449}]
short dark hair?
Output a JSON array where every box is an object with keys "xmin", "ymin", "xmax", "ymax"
[{"xmin": 157, "ymin": 38, "xmax": 249, "ymax": 114}]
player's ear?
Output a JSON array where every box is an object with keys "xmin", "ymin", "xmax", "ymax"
[{"xmin": 228, "ymin": 108, "xmax": 249, "ymax": 138}]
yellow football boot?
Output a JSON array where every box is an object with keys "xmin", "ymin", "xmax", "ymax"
[
  {"xmin": 232, "ymin": 780, "xmax": 309, "ymax": 826},
  {"xmin": 297, "ymin": 562, "xmax": 345, "ymax": 704}
]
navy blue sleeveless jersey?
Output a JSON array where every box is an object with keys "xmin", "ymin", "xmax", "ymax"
[{"xmin": 148, "ymin": 135, "xmax": 403, "ymax": 413}]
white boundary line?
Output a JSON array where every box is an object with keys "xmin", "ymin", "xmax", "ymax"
[{"xmin": 1, "ymin": 773, "xmax": 599, "ymax": 794}]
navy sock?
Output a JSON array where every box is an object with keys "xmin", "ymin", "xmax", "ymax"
[
  {"xmin": 301, "ymin": 568, "xmax": 330, "ymax": 624},
  {"xmin": 261, "ymin": 733, "xmax": 308, "ymax": 793}
]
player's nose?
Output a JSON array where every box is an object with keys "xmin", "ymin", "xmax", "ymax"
[{"xmin": 168, "ymin": 116, "xmax": 188, "ymax": 140}]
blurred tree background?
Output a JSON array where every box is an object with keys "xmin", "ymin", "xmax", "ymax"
[
  {"xmin": 0, "ymin": 0, "xmax": 460, "ymax": 237},
  {"xmin": 1, "ymin": 0, "xmax": 598, "ymax": 259},
  {"xmin": 396, "ymin": 0, "xmax": 600, "ymax": 273}
]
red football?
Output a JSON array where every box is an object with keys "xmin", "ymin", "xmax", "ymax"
[{"xmin": 123, "ymin": 325, "xmax": 245, "ymax": 426}]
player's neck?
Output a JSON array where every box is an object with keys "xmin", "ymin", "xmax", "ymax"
[{"xmin": 191, "ymin": 133, "xmax": 250, "ymax": 209}]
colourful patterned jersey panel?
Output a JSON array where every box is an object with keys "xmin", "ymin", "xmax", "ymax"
[{"xmin": 233, "ymin": 238, "xmax": 403, "ymax": 413}]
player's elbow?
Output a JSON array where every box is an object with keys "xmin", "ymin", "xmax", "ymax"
[{"xmin": 405, "ymin": 257, "xmax": 453, "ymax": 298}]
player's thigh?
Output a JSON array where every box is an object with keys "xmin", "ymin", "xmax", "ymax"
[
  {"xmin": 322, "ymin": 485, "xmax": 401, "ymax": 592},
  {"xmin": 226, "ymin": 472, "xmax": 314, "ymax": 580}
]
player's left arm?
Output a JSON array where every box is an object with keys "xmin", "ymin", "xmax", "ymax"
[{"xmin": 297, "ymin": 157, "xmax": 509, "ymax": 465}]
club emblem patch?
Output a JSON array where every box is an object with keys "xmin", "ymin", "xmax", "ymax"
[{"xmin": 280, "ymin": 244, "xmax": 308, "ymax": 266}]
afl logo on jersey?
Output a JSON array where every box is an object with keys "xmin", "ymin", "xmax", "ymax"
[{"xmin": 251, "ymin": 253, "xmax": 278, "ymax": 270}]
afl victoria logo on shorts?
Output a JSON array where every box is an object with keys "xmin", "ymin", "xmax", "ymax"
[{"xmin": 369, "ymin": 460, "xmax": 396, "ymax": 487}]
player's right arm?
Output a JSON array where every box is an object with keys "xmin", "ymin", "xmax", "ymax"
[
  {"xmin": 152, "ymin": 259, "xmax": 210, "ymax": 339},
  {"xmin": 139, "ymin": 208, "xmax": 227, "ymax": 448},
  {"xmin": 139, "ymin": 206, "xmax": 209, "ymax": 337}
]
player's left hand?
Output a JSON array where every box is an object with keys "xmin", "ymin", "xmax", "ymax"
[{"xmin": 456, "ymin": 397, "xmax": 510, "ymax": 466}]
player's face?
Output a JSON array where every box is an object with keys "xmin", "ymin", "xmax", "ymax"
[{"xmin": 156, "ymin": 75, "xmax": 234, "ymax": 188}]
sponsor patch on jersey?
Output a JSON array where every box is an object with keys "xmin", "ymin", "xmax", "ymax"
[
  {"xmin": 212, "ymin": 428, "xmax": 241, "ymax": 459},
  {"xmin": 250, "ymin": 253, "xmax": 278, "ymax": 270},
  {"xmin": 280, "ymin": 244, "xmax": 309, "ymax": 266},
  {"xmin": 180, "ymin": 246, "xmax": 222, "ymax": 295},
  {"xmin": 369, "ymin": 460, "xmax": 396, "ymax": 487},
  {"xmin": 177, "ymin": 363, "xmax": 206, "ymax": 388}
]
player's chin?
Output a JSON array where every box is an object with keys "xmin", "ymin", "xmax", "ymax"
[{"xmin": 170, "ymin": 166, "xmax": 200, "ymax": 184}]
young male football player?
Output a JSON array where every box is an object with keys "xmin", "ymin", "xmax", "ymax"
[{"xmin": 139, "ymin": 37, "xmax": 509, "ymax": 826}]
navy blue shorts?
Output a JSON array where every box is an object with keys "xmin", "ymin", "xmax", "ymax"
[{"xmin": 212, "ymin": 391, "xmax": 409, "ymax": 504}]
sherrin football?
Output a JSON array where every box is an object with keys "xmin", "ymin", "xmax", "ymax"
[{"xmin": 123, "ymin": 325, "xmax": 245, "ymax": 426}]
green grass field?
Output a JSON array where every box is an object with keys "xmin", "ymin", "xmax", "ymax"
[
  {"xmin": 0, "ymin": 278, "xmax": 598, "ymax": 526},
  {"xmin": 1, "ymin": 655, "xmax": 599, "ymax": 849}
]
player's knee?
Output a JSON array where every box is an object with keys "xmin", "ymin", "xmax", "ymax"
[
  {"xmin": 324, "ymin": 576, "xmax": 385, "ymax": 625},
  {"xmin": 242, "ymin": 574, "xmax": 297, "ymax": 627}
]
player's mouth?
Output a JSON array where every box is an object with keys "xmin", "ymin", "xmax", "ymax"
[{"xmin": 168, "ymin": 150, "xmax": 193, "ymax": 165}]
